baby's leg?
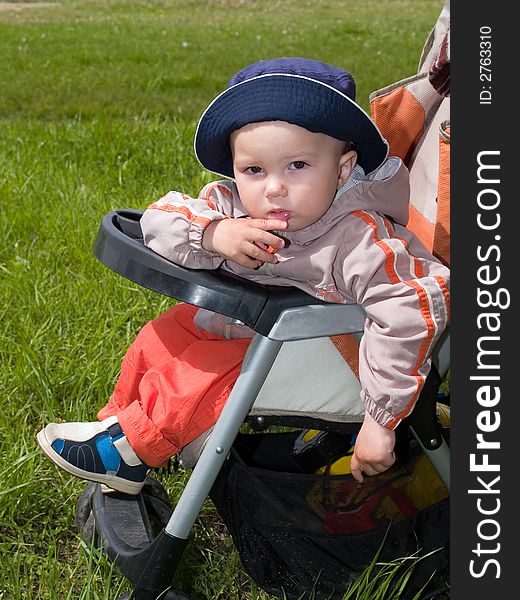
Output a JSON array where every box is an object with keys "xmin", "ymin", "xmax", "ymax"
[
  {"xmin": 100, "ymin": 304, "xmax": 250, "ymax": 466},
  {"xmin": 116, "ymin": 332, "xmax": 250, "ymax": 468},
  {"xmin": 99, "ymin": 302, "xmax": 250, "ymax": 466},
  {"xmin": 99, "ymin": 303, "xmax": 211, "ymax": 419},
  {"xmin": 37, "ymin": 303, "xmax": 250, "ymax": 492}
]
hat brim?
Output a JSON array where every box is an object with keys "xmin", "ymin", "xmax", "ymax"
[{"xmin": 194, "ymin": 73, "xmax": 388, "ymax": 178}]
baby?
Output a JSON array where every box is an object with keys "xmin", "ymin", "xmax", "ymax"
[{"xmin": 38, "ymin": 58, "xmax": 450, "ymax": 491}]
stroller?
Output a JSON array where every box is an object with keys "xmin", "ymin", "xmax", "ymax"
[{"xmin": 75, "ymin": 3, "xmax": 451, "ymax": 599}]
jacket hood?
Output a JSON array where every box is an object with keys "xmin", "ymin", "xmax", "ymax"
[{"xmin": 343, "ymin": 157, "xmax": 410, "ymax": 225}]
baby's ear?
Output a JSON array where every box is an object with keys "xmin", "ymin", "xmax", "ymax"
[{"xmin": 337, "ymin": 150, "xmax": 358, "ymax": 188}]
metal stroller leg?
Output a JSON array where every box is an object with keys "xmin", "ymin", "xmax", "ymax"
[
  {"xmin": 125, "ymin": 334, "xmax": 284, "ymax": 599},
  {"xmin": 410, "ymin": 433, "xmax": 450, "ymax": 490}
]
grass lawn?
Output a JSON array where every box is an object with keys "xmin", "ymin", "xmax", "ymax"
[{"xmin": 0, "ymin": 1, "xmax": 447, "ymax": 598}]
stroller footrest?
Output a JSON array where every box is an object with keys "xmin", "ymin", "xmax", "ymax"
[
  {"xmin": 88, "ymin": 482, "xmax": 188, "ymax": 591},
  {"xmin": 91, "ymin": 486, "xmax": 155, "ymax": 560}
]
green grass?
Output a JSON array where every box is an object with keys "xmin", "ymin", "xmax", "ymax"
[
  {"xmin": 0, "ymin": 1, "xmax": 447, "ymax": 598},
  {"xmin": 1, "ymin": 0, "xmax": 440, "ymax": 120}
]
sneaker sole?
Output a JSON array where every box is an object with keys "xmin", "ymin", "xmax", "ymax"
[{"xmin": 36, "ymin": 428, "xmax": 144, "ymax": 495}]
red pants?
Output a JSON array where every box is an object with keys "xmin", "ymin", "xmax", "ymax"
[{"xmin": 97, "ymin": 303, "xmax": 250, "ymax": 467}]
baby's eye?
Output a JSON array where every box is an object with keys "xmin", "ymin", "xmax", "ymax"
[
  {"xmin": 245, "ymin": 166, "xmax": 263, "ymax": 174},
  {"xmin": 289, "ymin": 161, "xmax": 308, "ymax": 170}
]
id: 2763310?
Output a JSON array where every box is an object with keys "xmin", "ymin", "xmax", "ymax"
[{"xmin": 480, "ymin": 26, "xmax": 492, "ymax": 105}]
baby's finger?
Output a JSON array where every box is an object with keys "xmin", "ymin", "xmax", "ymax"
[
  {"xmin": 232, "ymin": 252, "xmax": 263, "ymax": 269},
  {"xmin": 350, "ymin": 455, "xmax": 364, "ymax": 483},
  {"xmin": 253, "ymin": 232, "xmax": 285, "ymax": 255},
  {"xmin": 246, "ymin": 242, "xmax": 280, "ymax": 265},
  {"xmin": 224, "ymin": 240, "xmax": 265, "ymax": 268},
  {"xmin": 251, "ymin": 218, "xmax": 289, "ymax": 231},
  {"xmin": 363, "ymin": 455, "xmax": 396, "ymax": 476},
  {"xmin": 372, "ymin": 452, "xmax": 397, "ymax": 470},
  {"xmin": 358, "ymin": 463, "xmax": 379, "ymax": 477}
]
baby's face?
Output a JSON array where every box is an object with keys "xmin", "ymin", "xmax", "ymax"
[{"xmin": 230, "ymin": 121, "xmax": 356, "ymax": 231}]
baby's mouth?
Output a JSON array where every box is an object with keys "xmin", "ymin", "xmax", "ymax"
[{"xmin": 267, "ymin": 210, "xmax": 292, "ymax": 222}]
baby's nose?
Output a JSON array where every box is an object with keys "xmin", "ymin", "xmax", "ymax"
[{"xmin": 265, "ymin": 176, "xmax": 287, "ymax": 197}]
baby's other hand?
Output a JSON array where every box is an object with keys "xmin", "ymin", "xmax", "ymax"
[
  {"xmin": 350, "ymin": 411, "xmax": 396, "ymax": 483},
  {"xmin": 202, "ymin": 218, "xmax": 287, "ymax": 269}
]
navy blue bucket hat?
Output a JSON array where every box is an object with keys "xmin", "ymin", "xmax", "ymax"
[{"xmin": 194, "ymin": 57, "xmax": 388, "ymax": 179}]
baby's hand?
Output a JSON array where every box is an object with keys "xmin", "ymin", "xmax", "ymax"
[
  {"xmin": 203, "ymin": 218, "xmax": 287, "ymax": 269},
  {"xmin": 350, "ymin": 411, "xmax": 396, "ymax": 483}
]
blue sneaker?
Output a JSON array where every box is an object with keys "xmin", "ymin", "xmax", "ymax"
[{"xmin": 37, "ymin": 416, "xmax": 149, "ymax": 495}]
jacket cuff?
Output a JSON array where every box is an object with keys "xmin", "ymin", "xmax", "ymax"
[
  {"xmin": 361, "ymin": 391, "xmax": 402, "ymax": 430},
  {"xmin": 188, "ymin": 219, "xmax": 226, "ymax": 268}
]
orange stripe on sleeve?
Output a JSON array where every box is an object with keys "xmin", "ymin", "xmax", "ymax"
[
  {"xmin": 353, "ymin": 211, "xmax": 400, "ymax": 284},
  {"xmin": 382, "ymin": 215, "xmax": 425, "ymax": 278},
  {"xmin": 204, "ymin": 183, "xmax": 233, "ymax": 210},
  {"xmin": 353, "ymin": 210, "xmax": 441, "ymax": 428},
  {"xmin": 147, "ymin": 203, "xmax": 212, "ymax": 228},
  {"xmin": 385, "ymin": 279, "xmax": 436, "ymax": 427},
  {"xmin": 434, "ymin": 275, "xmax": 451, "ymax": 321}
]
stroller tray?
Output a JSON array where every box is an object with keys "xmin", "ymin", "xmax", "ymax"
[{"xmin": 93, "ymin": 209, "xmax": 350, "ymax": 337}]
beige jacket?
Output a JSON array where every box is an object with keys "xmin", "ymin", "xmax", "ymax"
[{"xmin": 141, "ymin": 157, "xmax": 450, "ymax": 429}]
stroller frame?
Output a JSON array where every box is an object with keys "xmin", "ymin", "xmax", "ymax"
[{"xmin": 79, "ymin": 209, "xmax": 450, "ymax": 600}]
